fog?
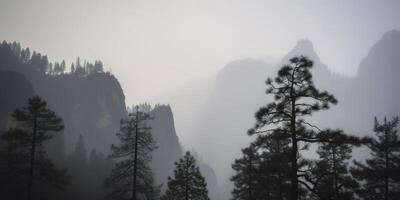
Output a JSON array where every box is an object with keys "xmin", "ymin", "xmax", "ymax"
[
  {"xmin": 1, "ymin": 0, "xmax": 399, "ymax": 102},
  {"xmin": 1, "ymin": 1, "xmax": 400, "ymax": 199}
]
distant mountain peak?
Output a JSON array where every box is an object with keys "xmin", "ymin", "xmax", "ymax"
[
  {"xmin": 282, "ymin": 39, "xmax": 320, "ymax": 64},
  {"xmin": 295, "ymin": 39, "xmax": 315, "ymax": 52},
  {"xmin": 381, "ymin": 29, "xmax": 400, "ymax": 40},
  {"xmin": 358, "ymin": 29, "xmax": 400, "ymax": 78}
]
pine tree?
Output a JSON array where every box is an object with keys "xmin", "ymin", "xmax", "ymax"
[
  {"xmin": 249, "ymin": 56, "xmax": 337, "ymax": 200},
  {"xmin": 350, "ymin": 117, "xmax": 400, "ymax": 200},
  {"xmin": 303, "ymin": 130, "xmax": 359, "ymax": 200},
  {"xmin": 231, "ymin": 130, "xmax": 292, "ymax": 200},
  {"xmin": 231, "ymin": 145, "xmax": 259, "ymax": 200},
  {"xmin": 258, "ymin": 130, "xmax": 292, "ymax": 200},
  {"xmin": 0, "ymin": 96, "xmax": 69, "ymax": 200},
  {"xmin": 162, "ymin": 151, "xmax": 209, "ymax": 200},
  {"xmin": 60, "ymin": 60, "xmax": 66, "ymax": 74},
  {"xmin": 105, "ymin": 106, "xmax": 159, "ymax": 200}
]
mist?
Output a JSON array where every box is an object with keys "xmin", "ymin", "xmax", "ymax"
[{"xmin": 1, "ymin": 1, "xmax": 400, "ymax": 200}]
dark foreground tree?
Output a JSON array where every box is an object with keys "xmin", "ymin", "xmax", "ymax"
[
  {"xmin": 161, "ymin": 151, "xmax": 209, "ymax": 200},
  {"xmin": 231, "ymin": 130, "xmax": 292, "ymax": 200},
  {"xmin": 105, "ymin": 106, "xmax": 159, "ymax": 200},
  {"xmin": 231, "ymin": 145, "xmax": 259, "ymax": 200},
  {"xmin": 256, "ymin": 130, "xmax": 293, "ymax": 200},
  {"xmin": 249, "ymin": 56, "xmax": 337, "ymax": 200},
  {"xmin": 0, "ymin": 96, "xmax": 69, "ymax": 200},
  {"xmin": 351, "ymin": 117, "xmax": 400, "ymax": 200},
  {"xmin": 304, "ymin": 130, "xmax": 359, "ymax": 200}
]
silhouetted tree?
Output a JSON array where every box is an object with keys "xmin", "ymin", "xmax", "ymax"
[
  {"xmin": 75, "ymin": 57, "xmax": 85, "ymax": 76},
  {"xmin": 303, "ymin": 130, "xmax": 359, "ymax": 200},
  {"xmin": 231, "ymin": 145, "xmax": 260, "ymax": 200},
  {"xmin": 105, "ymin": 106, "xmax": 159, "ymax": 200},
  {"xmin": 258, "ymin": 130, "xmax": 293, "ymax": 200},
  {"xmin": 94, "ymin": 60, "xmax": 104, "ymax": 73},
  {"xmin": 0, "ymin": 96, "xmax": 69, "ymax": 200},
  {"xmin": 20, "ymin": 48, "xmax": 31, "ymax": 63},
  {"xmin": 249, "ymin": 56, "xmax": 337, "ymax": 200},
  {"xmin": 351, "ymin": 117, "xmax": 400, "ymax": 200},
  {"xmin": 70, "ymin": 63, "xmax": 75, "ymax": 74},
  {"xmin": 28, "ymin": 52, "xmax": 48, "ymax": 73},
  {"xmin": 161, "ymin": 151, "xmax": 209, "ymax": 200},
  {"xmin": 60, "ymin": 60, "xmax": 66, "ymax": 74}
]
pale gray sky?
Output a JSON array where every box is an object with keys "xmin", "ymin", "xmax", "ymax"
[{"xmin": 1, "ymin": 0, "xmax": 399, "ymax": 104}]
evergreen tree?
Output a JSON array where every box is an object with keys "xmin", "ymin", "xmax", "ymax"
[
  {"xmin": 231, "ymin": 145, "xmax": 260, "ymax": 200},
  {"xmin": 70, "ymin": 63, "xmax": 75, "ymax": 74},
  {"xmin": 250, "ymin": 56, "xmax": 337, "ymax": 200},
  {"xmin": 105, "ymin": 106, "xmax": 159, "ymax": 200},
  {"xmin": 304, "ymin": 130, "xmax": 359, "ymax": 200},
  {"xmin": 231, "ymin": 130, "xmax": 292, "ymax": 200},
  {"xmin": 94, "ymin": 60, "xmax": 104, "ymax": 73},
  {"xmin": 162, "ymin": 151, "xmax": 209, "ymax": 200},
  {"xmin": 60, "ymin": 60, "xmax": 66, "ymax": 74},
  {"xmin": 257, "ymin": 130, "xmax": 292, "ymax": 200},
  {"xmin": 350, "ymin": 117, "xmax": 400, "ymax": 200},
  {"xmin": 0, "ymin": 96, "xmax": 69, "ymax": 200}
]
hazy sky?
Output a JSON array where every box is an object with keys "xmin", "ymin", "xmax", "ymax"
[{"xmin": 1, "ymin": 0, "xmax": 400, "ymax": 104}]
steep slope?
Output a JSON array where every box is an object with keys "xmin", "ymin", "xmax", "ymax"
[
  {"xmin": 0, "ymin": 43, "xmax": 127, "ymax": 152},
  {"xmin": 191, "ymin": 58, "xmax": 278, "ymax": 184},
  {"xmin": 0, "ymin": 70, "xmax": 34, "ymax": 131},
  {"xmin": 149, "ymin": 105, "xmax": 183, "ymax": 187},
  {"xmin": 191, "ymin": 30, "xmax": 400, "ymax": 199},
  {"xmin": 149, "ymin": 104, "xmax": 220, "ymax": 200}
]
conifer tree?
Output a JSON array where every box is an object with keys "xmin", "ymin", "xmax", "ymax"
[
  {"xmin": 231, "ymin": 130, "xmax": 292, "ymax": 200},
  {"xmin": 257, "ymin": 130, "xmax": 293, "ymax": 200},
  {"xmin": 350, "ymin": 117, "xmax": 400, "ymax": 200},
  {"xmin": 304, "ymin": 130, "xmax": 359, "ymax": 200},
  {"xmin": 250, "ymin": 56, "xmax": 337, "ymax": 200},
  {"xmin": 0, "ymin": 96, "xmax": 69, "ymax": 200},
  {"xmin": 162, "ymin": 151, "xmax": 209, "ymax": 200},
  {"xmin": 105, "ymin": 106, "xmax": 159, "ymax": 200},
  {"xmin": 231, "ymin": 145, "xmax": 259, "ymax": 200}
]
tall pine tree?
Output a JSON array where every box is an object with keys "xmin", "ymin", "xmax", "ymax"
[
  {"xmin": 303, "ymin": 130, "xmax": 359, "ymax": 200},
  {"xmin": 105, "ymin": 105, "xmax": 159, "ymax": 200},
  {"xmin": 250, "ymin": 56, "xmax": 337, "ymax": 200},
  {"xmin": 161, "ymin": 151, "xmax": 209, "ymax": 200},
  {"xmin": 231, "ymin": 145, "xmax": 259, "ymax": 200},
  {"xmin": 0, "ymin": 96, "xmax": 69, "ymax": 200},
  {"xmin": 350, "ymin": 117, "xmax": 400, "ymax": 200}
]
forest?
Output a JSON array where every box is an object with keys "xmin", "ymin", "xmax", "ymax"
[{"xmin": 0, "ymin": 39, "xmax": 399, "ymax": 200}]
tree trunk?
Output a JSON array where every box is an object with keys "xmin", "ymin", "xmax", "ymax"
[
  {"xmin": 384, "ymin": 128, "xmax": 389, "ymax": 200},
  {"xmin": 332, "ymin": 148, "xmax": 338, "ymax": 200},
  {"xmin": 290, "ymin": 89, "xmax": 298, "ymax": 200},
  {"xmin": 248, "ymin": 151, "xmax": 252, "ymax": 200},
  {"xmin": 132, "ymin": 106, "xmax": 139, "ymax": 200},
  {"xmin": 27, "ymin": 111, "xmax": 37, "ymax": 200},
  {"xmin": 185, "ymin": 156, "xmax": 189, "ymax": 200}
]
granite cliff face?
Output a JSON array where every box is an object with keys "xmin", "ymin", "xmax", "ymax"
[
  {"xmin": 0, "ymin": 42, "xmax": 127, "ymax": 152},
  {"xmin": 0, "ymin": 70, "xmax": 34, "ymax": 131},
  {"xmin": 149, "ymin": 104, "xmax": 220, "ymax": 200},
  {"xmin": 189, "ymin": 30, "xmax": 400, "ymax": 199},
  {"xmin": 0, "ymin": 42, "xmax": 220, "ymax": 199}
]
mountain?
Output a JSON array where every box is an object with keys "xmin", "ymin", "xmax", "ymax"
[
  {"xmin": 189, "ymin": 30, "xmax": 400, "ymax": 199},
  {"xmin": 191, "ymin": 58, "xmax": 278, "ymax": 189},
  {"xmin": 0, "ymin": 70, "xmax": 34, "ymax": 131},
  {"xmin": 0, "ymin": 42, "xmax": 127, "ymax": 153},
  {"xmin": 149, "ymin": 105, "xmax": 183, "ymax": 187},
  {"xmin": 149, "ymin": 104, "xmax": 220, "ymax": 200},
  {"xmin": 0, "ymin": 42, "xmax": 221, "ymax": 199}
]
